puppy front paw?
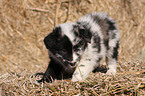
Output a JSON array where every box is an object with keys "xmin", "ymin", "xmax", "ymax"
[
  {"xmin": 106, "ymin": 68, "xmax": 116, "ymax": 75},
  {"xmin": 71, "ymin": 72, "xmax": 84, "ymax": 82}
]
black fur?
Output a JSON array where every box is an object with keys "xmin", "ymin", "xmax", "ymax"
[{"xmin": 37, "ymin": 29, "xmax": 75, "ymax": 82}]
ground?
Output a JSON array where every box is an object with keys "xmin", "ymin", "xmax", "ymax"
[{"xmin": 0, "ymin": 0, "xmax": 145, "ymax": 95}]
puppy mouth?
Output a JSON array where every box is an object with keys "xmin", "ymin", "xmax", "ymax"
[{"xmin": 49, "ymin": 50, "xmax": 76, "ymax": 68}]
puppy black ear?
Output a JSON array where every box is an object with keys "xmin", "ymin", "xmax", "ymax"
[
  {"xmin": 44, "ymin": 27, "xmax": 61, "ymax": 49},
  {"xmin": 44, "ymin": 33, "xmax": 55, "ymax": 49},
  {"xmin": 75, "ymin": 24, "xmax": 92, "ymax": 43}
]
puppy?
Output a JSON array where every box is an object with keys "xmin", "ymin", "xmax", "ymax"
[{"xmin": 36, "ymin": 12, "xmax": 120, "ymax": 82}]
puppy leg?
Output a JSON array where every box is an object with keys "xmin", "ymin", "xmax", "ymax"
[
  {"xmin": 72, "ymin": 61, "xmax": 95, "ymax": 82},
  {"xmin": 106, "ymin": 40, "xmax": 119, "ymax": 75},
  {"xmin": 71, "ymin": 44, "xmax": 99, "ymax": 82}
]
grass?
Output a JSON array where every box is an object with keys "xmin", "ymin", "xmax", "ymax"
[{"xmin": 0, "ymin": 0, "xmax": 145, "ymax": 95}]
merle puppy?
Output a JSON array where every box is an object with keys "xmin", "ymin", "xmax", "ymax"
[{"xmin": 36, "ymin": 12, "xmax": 120, "ymax": 83}]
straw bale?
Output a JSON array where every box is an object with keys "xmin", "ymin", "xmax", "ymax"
[{"xmin": 0, "ymin": 0, "xmax": 145, "ymax": 95}]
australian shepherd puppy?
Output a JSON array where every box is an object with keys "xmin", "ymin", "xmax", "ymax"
[{"xmin": 36, "ymin": 12, "xmax": 120, "ymax": 83}]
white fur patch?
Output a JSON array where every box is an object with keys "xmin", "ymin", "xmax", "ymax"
[{"xmin": 59, "ymin": 23, "xmax": 76, "ymax": 43}]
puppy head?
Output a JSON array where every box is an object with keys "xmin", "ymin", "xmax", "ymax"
[{"xmin": 44, "ymin": 22, "xmax": 92, "ymax": 64}]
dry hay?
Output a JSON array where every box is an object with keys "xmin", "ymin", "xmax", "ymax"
[{"xmin": 0, "ymin": 0, "xmax": 145, "ymax": 95}]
